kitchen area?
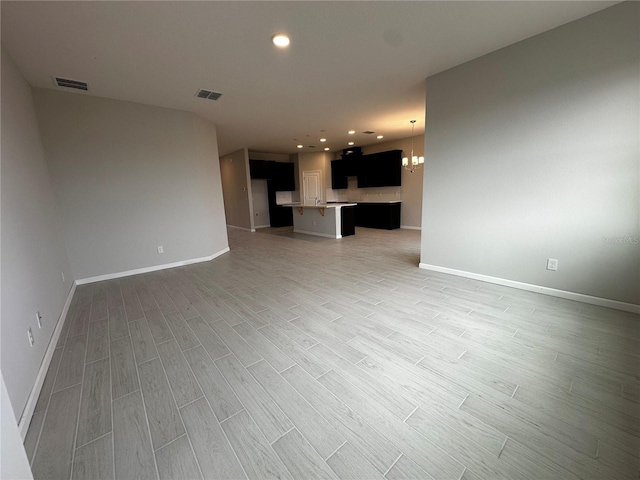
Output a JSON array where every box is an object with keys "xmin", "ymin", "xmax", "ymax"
[{"xmin": 218, "ymin": 135, "xmax": 423, "ymax": 237}]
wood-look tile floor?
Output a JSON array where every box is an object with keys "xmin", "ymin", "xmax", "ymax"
[{"xmin": 26, "ymin": 227, "xmax": 640, "ymax": 480}]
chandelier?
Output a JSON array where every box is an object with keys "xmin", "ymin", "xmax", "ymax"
[{"xmin": 402, "ymin": 120, "xmax": 424, "ymax": 173}]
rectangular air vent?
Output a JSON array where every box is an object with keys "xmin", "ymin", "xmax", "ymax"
[
  {"xmin": 196, "ymin": 89, "xmax": 222, "ymax": 101},
  {"xmin": 362, "ymin": 130, "xmax": 375, "ymax": 135},
  {"xmin": 53, "ymin": 77, "xmax": 88, "ymax": 91}
]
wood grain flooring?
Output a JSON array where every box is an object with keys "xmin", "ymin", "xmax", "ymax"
[{"xmin": 26, "ymin": 227, "xmax": 639, "ymax": 479}]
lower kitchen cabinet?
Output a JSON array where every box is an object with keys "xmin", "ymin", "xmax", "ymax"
[{"xmin": 355, "ymin": 202, "xmax": 401, "ymax": 230}]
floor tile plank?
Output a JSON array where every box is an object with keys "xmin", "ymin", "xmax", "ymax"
[
  {"xmin": 31, "ymin": 384, "xmax": 81, "ymax": 480},
  {"xmin": 216, "ymin": 354, "xmax": 293, "ymax": 443},
  {"xmin": 183, "ymin": 345, "xmax": 243, "ymax": 421},
  {"xmin": 76, "ymin": 357, "xmax": 111, "ymax": 447},
  {"xmin": 72, "ymin": 433, "xmax": 114, "ymax": 480},
  {"xmin": 138, "ymin": 358, "xmax": 185, "ymax": 450},
  {"xmin": 155, "ymin": 435, "xmax": 202, "ymax": 480},
  {"xmin": 220, "ymin": 409, "xmax": 292, "ymax": 480},
  {"xmin": 180, "ymin": 398, "xmax": 247, "ymax": 480},
  {"xmin": 113, "ymin": 391, "xmax": 157, "ymax": 480},
  {"xmin": 248, "ymin": 360, "xmax": 346, "ymax": 460}
]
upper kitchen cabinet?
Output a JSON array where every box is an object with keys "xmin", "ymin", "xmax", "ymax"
[
  {"xmin": 331, "ymin": 159, "xmax": 348, "ymax": 189},
  {"xmin": 357, "ymin": 150, "xmax": 402, "ymax": 188},
  {"xmin": 249, "ymin": 159, "xmax": 272, "ymax": 179},
  {"xmin": 249, "ymin": 160, "xmax": 295, "ymax": 191},
  {"xmin": 272, "ymin": 162, "xmax": 295, "ymax": 191}
]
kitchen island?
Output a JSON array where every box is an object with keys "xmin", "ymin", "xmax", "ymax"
[{"xmin": 282, "ymin": 203, "xmax": 356, "ymax": 239}]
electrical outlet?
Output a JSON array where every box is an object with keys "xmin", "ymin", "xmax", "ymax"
[
  {"xmin": 547, "ymin": 258, "xmax": 558, "ymax": 271},
  {"xmin": 36, "ymin": 311, "xmax": 43, "ymax": 329},
  {"xmin": 157, "ymin": 246, "xmax": 164, "ymax": 254},
  {"xmin": 27, "ymin": 328, "xmax": 34, "ymax": 347}
]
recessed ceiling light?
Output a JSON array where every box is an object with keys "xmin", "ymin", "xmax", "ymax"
[
  {"xmin": 377, "ymin": 135, "xmax": 384, "ymax": 139},
  {"xmin": 272, "ymin": 33, "xmax": 290, "ymax": 48},
  {"xmin": 297, "ymin": 144, "xmax": 303, "ymax": 149},
  {"xmin": 320, "ymin": 138, "xmax": 327, "ymax": 142},
  {"xmin": 348, "ymin": 141, "xmax": 355, "ymax": 146},
  {"xmin": 348, "ymin": 130, "xmax": 355, "ymax": 135},
  {"xmin": 324, "ymin": 147, "xmax": 330, "ymax": 151}
]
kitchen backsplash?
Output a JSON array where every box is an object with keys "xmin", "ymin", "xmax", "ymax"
[{"xmin": 326, "ymin": 177, "xmax": 402, "ymax": 203}]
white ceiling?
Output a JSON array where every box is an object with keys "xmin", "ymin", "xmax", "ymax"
[{"xmin": 1, "ymin": 1, "xmax": 618, "ymax": 156}]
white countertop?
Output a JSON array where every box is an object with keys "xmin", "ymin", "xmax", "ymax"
[
  {"xmin": 355, "ymin": 200, "xmax": 402, "ymax": 204},
  {"xmin": 281, "ymin": 203, "xmax": 356, "ymax": 208}
]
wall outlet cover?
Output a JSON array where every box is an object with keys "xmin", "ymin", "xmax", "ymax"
[{"xmin": 547, "ymin": 258, "xmax": 558, "ymax": 271}]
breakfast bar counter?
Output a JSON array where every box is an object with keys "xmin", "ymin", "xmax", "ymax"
[{"xmin": 281, "ymin": 203, "xmax": 356, "ymax": 238}]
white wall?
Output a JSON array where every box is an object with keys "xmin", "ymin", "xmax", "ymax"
[
  {"xmin": 421, "ymin": 2, "xmax": 639, "ymax": 305},
  {"xmin": 1, "ymin": 373, "xmax": 33, "ymax": 480},
  {"xmin": 220, "ymin": 148, "xmax": 254, "ymax": 231},
  {"xmin": 33, "ymin": 89, "xmax": 229, "ymax": 281},
  {"xmin": 1, "ymin": 49, "xmax": 72, "ymax": 422}
]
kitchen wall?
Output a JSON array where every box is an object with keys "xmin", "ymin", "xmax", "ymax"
[
  {"xmin": 1, "ymin": 49, "xmax": 72, "ymax": 425},
  {"xmin": 219, "ymin": 148, "xmax": 254, "ymax": 231},
  {"xmin": 298, "ymin": 151, "xmax": 330, "ymax": 202},
  {"xmin": 421, "ymin": 2, "xmax": 639, "ymax": 306},
  {"xmin": 33, "ymin": 89, "xmax": 229, "ymax": 281}
]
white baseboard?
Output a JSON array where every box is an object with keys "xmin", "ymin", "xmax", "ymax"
[
  {"xmin": 76, "ymin": 248, "xmax": 230, "ymax": 285},
  {"xmin": 18, "ymin": 282, "xmax": 77, "ymax": 439},
  {"xmin": 293, "ymin": 229, "xmax": 339, "ymax": 239},
  {"xmin": 227, "ymin": 224, "xmax": 255, "ymax": 233},
  {"xmin": 254, "ymin": 225, "xmax": 270, "ymax": 229},
  {"xmin": 419, "ymin": 263, "xmax": 640, "ymax": 314},
  {"xmin": 401, "ymin": 225, "xmax": 422, "ymax": 231}
]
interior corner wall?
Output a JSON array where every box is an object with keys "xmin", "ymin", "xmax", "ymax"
[
  {"xmin": 421, "ymin": 2, "xmax": 640, "ymax": 305},
  {"xmin": 32, "ymin": 89, "xmax": 229, "ymax": 281},
  {"xmin": 219, "ymin": 148, "xmax": 253, "ymax": 230},
  {"xmin": 1, "ymin": 49, "xmax": 72, "ymax": 422}
]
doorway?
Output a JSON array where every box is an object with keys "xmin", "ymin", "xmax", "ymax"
[{"xmin": 302, "ymin": 170, "xmax": 322, "ymax": 205}]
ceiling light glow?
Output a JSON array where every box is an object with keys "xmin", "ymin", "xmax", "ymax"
[
  {"xmin": 324, "ymin": 147, "xmax": 330, "ymax": 151},
  {"xmin": 320, "ymin": 138, "xmax": 327, "ymax": 142},
  {"xmin": 272, "ymin": 33, "xmax": 290, "ymax": 48},
  {"xmin": 348, "ymin": 130, "xmax": 355, "ymax": 135},
  {"xmin": 348, "ymin": 141, "xmax": 354, "ymax": 146},
  {"xmin": 297, "ymin": 144, "xmax": 303, "ymax": 148},
  {"xmin": 377, "ymin": 135, "xmax": 384, "ymax": 139}
]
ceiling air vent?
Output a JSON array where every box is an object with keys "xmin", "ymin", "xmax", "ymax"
[
  {"xmin": 362, "ymin": 130, "xmax": 375, "ymax": 135},
  {"xmin": 196, "ymin": 89, "xmax": 222, "ymax": 101},
  {"xmin": 53, "ymin": 77, "xmax": 88, "ymax": 91}
]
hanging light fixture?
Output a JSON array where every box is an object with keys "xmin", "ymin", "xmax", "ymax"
[{"xmin": 402, "ymin": 120, "xmax": 424, "ymax": 173}]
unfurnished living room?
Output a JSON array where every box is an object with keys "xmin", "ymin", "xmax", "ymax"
[{"xmin": 1, "ymin": 2, "xmax": 639, "ymax": 479}]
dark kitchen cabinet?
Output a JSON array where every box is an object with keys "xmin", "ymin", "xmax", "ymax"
[
  {"xmin": 250, "ymin": 160, "xmax": 295, "ymax": 192},
  {"xmin": 357, "ymin": 150, "xmax": 402, "ymax": 188},
  {"xmin": 267, "ymin": 180, "xmax": 293, "ymax": 227},
  {"xmin": 355, "ymin": 202, "xmax": 401, "ymax": 230},
  {"xmin": 340, "ymin": 206, "xmax": 355, "ymax": 237},
  {"xmin": 249, "ymin": 160, "xmax": 271, "ymax": 179},
  {"xmin": 272, "ymin": 162, "xmax": 295, "ymax": 191},
  {"xmin": 331, "ymin": 160, "xmax": 348, "ymax": 189}
]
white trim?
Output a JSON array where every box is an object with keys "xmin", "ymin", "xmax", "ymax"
[
  {"xmin": 418, "ymin": 263, "xmax": 640, "ymax": 314},
  {"xmin": 76, "ymin": 248, "xmax": 230, "ymax": 285},
  {"xmin": 226, "ymin": 224, "xmax": 255, "ymax": 233},
  {"xmin": 293, "ymin": 229, "xmax": 340, "ymax": 239},
  {"xmin": 18, "ymin": 282, "xmax": 77, "ymax": 439},
  {"xmin": 254, "ymin": 225, "xmax": 270, "ymax": 229},
  {"xmin": 401, "ymin": 225, "xmax": 422, "ymax": 231}
]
